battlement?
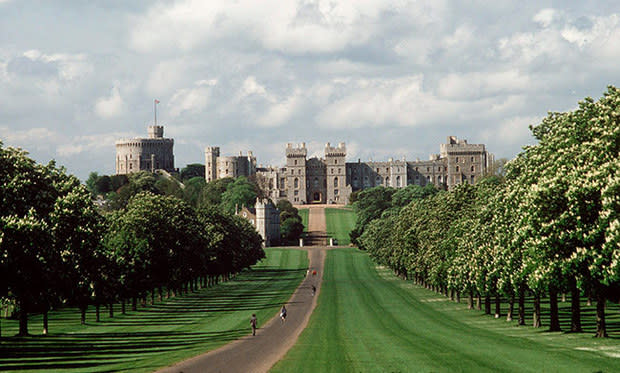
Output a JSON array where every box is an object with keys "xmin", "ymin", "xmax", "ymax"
[
  {"xmin": 286, "ymin": 142, "xmax": 308, "ymax": 157},
  {"xmin": 324, "ymin": 141, "xmax": 346, "ymax": 157},
  {"xmin": 148, "ymin": 125, "xmax": 164, "ymax": 139}
]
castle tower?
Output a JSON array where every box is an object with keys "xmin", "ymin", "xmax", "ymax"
[
  {"xmin": 115, "ymin": 125, "xmax": 174, "ymax": 175},
  {"xmin": 440, "ymin": 136, "xmax": 488, "ymax": 188},
  {"xmin": 255, "ymin": 198, "xmax": 267, "ymax": 245},
  {"xmin": 325, "ymin": 142, "xmax": 346, "ymax": 204},
  {"xmin": 205, "ymin": 147, "xmax": 220, "ymax": 182},
  {"xmin": 285, "ymin": 142, "xmax": 307, "ymax": 204}
]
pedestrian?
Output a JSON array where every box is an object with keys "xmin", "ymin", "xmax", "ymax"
[
  {"xmin": 280, "ymin": 305, "xmax": 287, "ymax": 323},
  {"xmin": 250, "ymin": 313, "xmax": 257, "ymax": 336},
  {"xmin": 311, "ymin": 285, "xmax": 316, "ymax": 296}
]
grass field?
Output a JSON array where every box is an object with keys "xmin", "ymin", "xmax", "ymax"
[
  {"xmin": 298, "ymin": 208, "xmax": 309, "ymax": 232},
  {"xmin": 271, "ymin": 248, "xmax": 620, "ymax": 373},
  {"xmin": 324, "ymin": 208, "xmax": 356, "ymax": 245},
  {"xmin": 0, "ymin": 248, "xmax": 308, "ymax": 373}
]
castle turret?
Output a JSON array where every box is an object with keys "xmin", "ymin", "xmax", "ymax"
[
  {"xmin": 325, "ymin": 142, "xmax": 347, "ymax": 204},
  {"xmin": 285, "ymin": 143, "xmax": 307, "ymax": 204}
]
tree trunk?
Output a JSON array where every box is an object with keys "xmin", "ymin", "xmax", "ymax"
[
  {"xmin": 151, "ymin": 290, "xmax": 155, "ymax": 305},
  {"xmin": 96, "ymin": 304, "xmax": 100, "ymax": 322},
  {"xmin": 586, "ymin": 287, "xmax": 592, "ymax": 306},
  {"xmin": 80, "ymin": 306, "xmax": 87, "ymax": 325},
  {"xmin": 533, "ymin": 294, "xmax": 541, "ymax": 328},
  {"xmin": 570, "ymin": 278, "xmax": 582, "ymax": 332},
  {"xmin": 494, "ymin": 294, "xmax": 501, "ymax": 318},
  {"xmin": 548, "ymin": 286, "xmax": 561, "ymax": 331},
  {"xmin": 132, "ymin": 297, "xmax": 137, "ymax": 311},
  {"xmin": 121, "ymin": 299, "xmax": 126, "ymax": 315},
  {"xmin": 518, "ymin": 285, "xmax": 526, "ymax": 326},
  {"xmin": 158, "ymin": 287, "xmax": 163, "ymax": 302},
  {"xmin": 507, "ymin": 294, "xmax": 514, "ymax": 322},
  {"xmin": 595, "ymin": 292, "xmax": 608, "ymax": 338},
  {"xmin": 42, "ymin": 309, "xmax": 49, "ymax": 335},
  {"xmin": 167, "ymin": 288, "xmax": 171, "ymax": 298},
  {"xmin": 477, "ymin": 294, "xmax": 482, "ymax": 310},
  {"xmin": 18, "ymin": 298, "xmax": 29, "ymax": 336},
  {"xmin": 108, "ymin": 303, "xmax": 114, "ymax": 318},
  {"xmin": 484, "ymin": 295, "xmax": 491, "ymax": 315},
  {"xmin": 456, "ymin": 291, "xmax": 460, "ymax": 303},
  {"xmin": 468, "ymin": 290, "xmax": 474, "ymax": 309},
  {"xmin": 450, "ymin": 289, "xmax": 454, "ymax": 301}
]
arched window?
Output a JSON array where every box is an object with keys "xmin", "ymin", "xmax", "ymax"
[
  {"xmin": 294, "ymin": 178, "xmax": 299, "ymax": 189},
  {"xmin": 334, "ymin": 177, "xmax": 338, "ymax": 187},
  {"xmin": 385, "ymin": 177, "xmax": 390, "ymax": 186},
  {"xmin": 294, "ymin": 160, "xmax": 298, "ymax": 165},
  {"xmin": 396, "ymin": 176, "xmax": 401, "ymax": 187},
  {"xmin": 471, "ymin": 165, "xmax": 475, "ymax": 172},
  {"xmin": 314, "ymin": 177, "xmax": 319, "ymax": 187},
  {"xmin": 376, "ymin": 175, "xmax": 382, "ymax": 185},
  {"xmin": 456, "ymin": 166, "xmax": 460, "ymax": 172}
]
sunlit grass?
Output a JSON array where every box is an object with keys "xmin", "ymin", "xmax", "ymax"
[
  {"xmin": 272, "ymin": 248, "xmax": 620, "ymax": 373},
  {"xmin": 324, "ymin": 208, "xmax": 356, "ymax": 245},
  {"xmin": 0, "ymin": 248, "xmax": 308, "ymax": 373}
]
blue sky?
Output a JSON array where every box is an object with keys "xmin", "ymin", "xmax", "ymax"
[{"xmin": 1, "ymin": 0, "xmax": 619, "ymax": 180}]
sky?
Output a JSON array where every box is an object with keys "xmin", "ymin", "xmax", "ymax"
[{"xmin": 1, "ymin": 0, "xmax": 619, "ymax": 181}]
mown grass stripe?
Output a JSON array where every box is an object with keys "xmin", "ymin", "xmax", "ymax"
[{"xmin": 271, "ymin": 248, "xmax": 620, "ymax": 373}]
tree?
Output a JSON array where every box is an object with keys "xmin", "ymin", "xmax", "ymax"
[
  {"xmin": 220, "ymin": 176, "xmax": 258, "ymax": 214},
  {"xmin": 180, "ymin": 163, "xmax": 205, "ymax": 181}
]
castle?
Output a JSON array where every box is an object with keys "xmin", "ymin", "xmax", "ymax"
[
  {"xmin": 115, "ymin": 125, "xmax": 176, "ymax": 175},
  {"xmin": 204, "ymin": 136, "xmax": 491, "ymax": 205},
  {"xmin": 237, "ymin": 199, "xmax": 281, "ymax": 247}
]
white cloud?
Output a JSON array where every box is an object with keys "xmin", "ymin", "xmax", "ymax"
[
  {"xmin": 146, "ymin": 59, "xmax": 191, "ymax": 97},
  {"xmin": 22, "ymin": 49, "xmax": 92, "ymax": 81},
  {"xmin": 437, "ymin": 70, "xmax": 533, "ymax": 100},
  {"xmin": 481, "ymin": 115, "xmax": 538, "ymax": 148},
  {"xmin": 56, "ymin": 132, "xmax": 131, "ymax": 157},
  {"xmin": 0, "ymin": 126, "xmax": 60, "ymax": 144},
  {"xmin": 128, "ymin": 0, "xmax": 425, "ymax": 54},
  {"xmin": 94, "ymin": 82, "xmax": 125, "ymax": 119},
  {"xmin": 168, "ymin": 79, "xmax": 217, "ymax": 117},
  {"xmin": 240, "ymin": 76, "xmax": 267, "ymax": 97},
  {"xmin": 533, "ymin": 8, "xmax": 557, "ymax": 28},
  {"xmin": 257, "ymin": 90, "xmax": 302, "ymax": 127}
]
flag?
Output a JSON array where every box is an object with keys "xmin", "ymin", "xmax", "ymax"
[{"xmin": 154, "ymin": 99, "xmax": 160, "ymax": 104}]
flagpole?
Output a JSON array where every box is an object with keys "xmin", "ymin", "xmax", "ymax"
[{"xmin": 154, "ymin": 99, "xmax": 157, "ymax": 125}]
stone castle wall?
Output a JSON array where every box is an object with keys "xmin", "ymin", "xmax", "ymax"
[{"xmin": 115, "ymin": 125, "xmax": 175, "ymax": 175}]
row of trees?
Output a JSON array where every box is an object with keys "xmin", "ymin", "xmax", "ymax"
[
  {"xmin": 87, "ymin": 170, "xmax": 305, "ymax": 244},
  {"xmin": 356, "ymin": 87, "xmax": 619, "ymax": 338},
  {"xmin": 0, "ymin": 144, "xmax": 265, "ymax": 336}
]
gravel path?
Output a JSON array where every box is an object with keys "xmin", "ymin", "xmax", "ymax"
[{"xmin": 156, "ymin": 208, "xmax": 327, "ymax": 373}]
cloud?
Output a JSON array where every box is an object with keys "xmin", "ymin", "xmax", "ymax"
[
  {"xmin": 533, "ymin": 8, "xmax": 557, "ymax": 28},
  {"xmin": 436, "ymin": 70, "xmax": 533, "ymax": 100},
  {"xmin": 168, "ymin": 79, "xmax": 217, "ymax": 117},
  {"xmin": 128, "ymin": 0, "xmax": 422, "ymax": 54},
  {"xmin": 57, "ymin": 132, "xmax": 132, "ymax": 157},
  {"xmin": 94, "ymin": 82, "xmax": 125, "ymax": 119},
  {"xmin": 0, "ymin": 126, "xmax": 60, "ymax": 145},
  {"xmin": 257, "ymin": 90, "xmax": 302, "ymax": 127}
]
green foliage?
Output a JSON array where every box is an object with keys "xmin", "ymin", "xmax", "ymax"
[
  {"xmin": 220, "ymin": 176, "xmax": 258, "ymax": 214},
  {"xmin": 180, "ymin": 163, "xmax": 205, "ymax": 181}
]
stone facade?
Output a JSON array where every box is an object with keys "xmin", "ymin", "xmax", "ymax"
[
  {"xmin": 115, "ymin": 125, "xmax": 175, "ymax": 175},
  {"xmin": 238, "ymin": 198, "xmax": 281, "ymax": 247},
  {"xmin": 205, "ymin": 147, "xmax": 256, "ymax": 182},
  {"xmin": 206, "ymin": 136, "xmax": 490, "ymax": 206}
]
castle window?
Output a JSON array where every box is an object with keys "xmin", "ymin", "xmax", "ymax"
[
  {"xmin": 339, "ymin": 168, "xmax": 341, "ymax": 174},
  {"xmin": 291, "ymin": 169, "xmax": 293, "ymax": 175},
  {"xmin": 385, "ymin": 177, "xmax": 390, "ymax": 186},
  {"xmin": 376, "ymin": 176, "xmax": 382, "ymax": 184},
  {"xmin": 427, "ymin": 167, "xmax": 430, "ymax": 172},
  {"xmin": 376, "ymin": 168, "xmax": 379, "ymax": 173},
  {"xmin": 298, "ymin": 169, "xmax": 301, "ymax": 174},
  {"xmin": 280, "ymin": 178, "xmax": 285, "ymax": 187},
  {"xmin": 455, "ymin": 157, "xmax": 459, "ymax": 163},
  {"xmin": 294, "ymin": 178, "xmax": 299, "ymax": 189},
  {"xmin": 415, "ymin": 167, "xmax": 418, "ymax": 171},
  {"xmin": 334, "ymin": 189, "xmax": 339, "ymax": 195},
  {"xmin": 471, "ymin": 175, "xmax": 475, "ymax": 183},
  {"xmin": 456, "ymin": 166, "xmax": 460, "ymax": 172},
  {"xmin": 471, "ymin": 165, "xmax": 475, "ymax": 172},
  {"xmin": 438, "ymin": 175, "xmax": 442, "ymax": 183},
  {"xmin": 396, "ymin": 176, "xmax": 401, "ymax": 187},
  {"xmin": 295, "ymin": 160, "xmax": 297, "ymax": 165},
  {"xmin": 314, "ymin": 178, "xmax": 319, "ymax": 187},
  {"xmin": 364, "ymin": 176, "xmax": 369, "ymax": 187},
  {"xmin": 294, "ymin": 190, "xmax": 299, "ymax": 196},
  {"xmin": 334, "ymin": 177, "xmax": 338, "ymax": 187},
  {"xmin": 438, "ymin": 167, "xmax": 441, "ymax": 172},
  {"xmin": 331, "ymin": 168, "xmax": 334, "ymax": 174},
  {"xmin": 386, "ymin": 168, "xmax": 389, "ymax": 172},
  {"xmin": 427, "ymin": 176, "xmax": 431, "ymax": 182},
  {"xmin": 335, "ymin": 160, "xmax": 338, "ymax": 164},
  {"xmin": 129, "ymin": 163, "xmax": 133, "ymax": 169},
  {"xmin": 471, "ymin": 157, "xmax": 474, "ymax": 162}
]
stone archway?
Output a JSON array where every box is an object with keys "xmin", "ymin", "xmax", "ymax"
[{"xmin": 312, "ymin": 191, "xmax": 322, "ymax": 202}]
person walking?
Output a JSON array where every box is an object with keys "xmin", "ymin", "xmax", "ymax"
[
  {"xmin": 250, "ymin": 314, "xmax": 257, "ymax": 336},
  {"xmin": 311, "ymin": 285, "xmax": 316, "ymax": 296},
  {"xmin": 280, "ymin": 305, "xmax": 287, "ymax": 323}
]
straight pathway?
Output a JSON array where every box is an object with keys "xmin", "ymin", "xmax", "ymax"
[{"xmin": 156, "ymin": 207, "xmax": 328, "ymax": 373}]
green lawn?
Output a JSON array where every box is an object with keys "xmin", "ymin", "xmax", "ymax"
[
  {"xmin": 324, "ymin": 208, "xmax": 356, "ymax": 245},
  {"xmin": 271, "ymin": 248, "xmax": 620, "ymax": 373},
  {"xmin": 0, "ymin": 248, "xmax": 308, "ymax": 373},
  {"xmin": 298, "ymin": 208, "xmax": 309, "ymax": 233}
]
